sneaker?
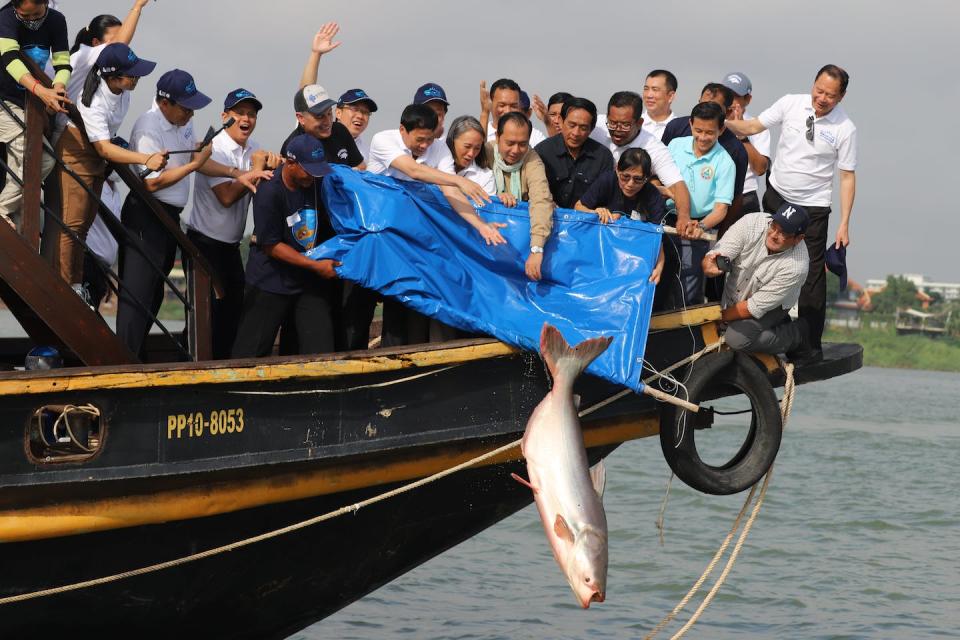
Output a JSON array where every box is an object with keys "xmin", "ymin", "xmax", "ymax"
[{"xmin": 71, "ymin": 283, "xmax": 95, "ymax": 310}]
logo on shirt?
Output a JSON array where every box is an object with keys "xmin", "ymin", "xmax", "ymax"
[
  {"xmin": 818, "ymin": 129, "xmax": 836, "ymax": 145},
  {"xmin": 337, "ymin": 148, "xmax": 348, "ymax": 160},
  {"xmin": 289, "ymin": 207, "xmax": 319, "ymax": 251},
  {"xmin": 700, "ymin": 166, "xmax": 714, "ymax": 181}
]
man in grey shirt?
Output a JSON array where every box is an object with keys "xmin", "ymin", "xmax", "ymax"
[{"xmin": 703, "ymin": 203, "xmax": 813, "ymax": 359}]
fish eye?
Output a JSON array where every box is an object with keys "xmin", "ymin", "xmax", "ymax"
[{"xmin": 584, "ymin": 577, "xmax": 591, "ymax": 583}]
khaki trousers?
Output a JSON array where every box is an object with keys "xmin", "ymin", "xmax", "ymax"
[{"xmin": 55, "ymin": 125, "xmax": 106, "ymax": 284}]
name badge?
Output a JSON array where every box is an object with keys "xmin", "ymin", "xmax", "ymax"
[{"xmin": 286, "ymin": 213, "xmax": 301, "ymax": 226}]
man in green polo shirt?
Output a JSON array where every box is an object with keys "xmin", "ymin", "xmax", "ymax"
[{"xmin": 665, "ymin": 101, "xmax": 735, "ymax": 306}]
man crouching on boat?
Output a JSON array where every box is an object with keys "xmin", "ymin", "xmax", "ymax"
[{"xmin": 702, "ymin": 202, "xmax": 815, "ymax": 362}]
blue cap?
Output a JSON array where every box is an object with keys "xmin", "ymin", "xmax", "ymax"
[
  {"xmin": 96, "ymin": 43, "xmax": 156, "ymax": 78},
  {"xmin": 284, "ymin": 134, "xmax": 332, "ymax": 177},
  {"xmin": 156, "ymin": 69, "xmax": 211, "ymax": 111},
  {"xmin": 338, "ymin": 88, "xmax": 378, "ymax": 112},
  {"xmin": 413, "ymin": 82, "xmax": 449, "ymax": 106},
  {"xmin": 224, "ymin": 88, "xmax": 263, "ymax": 112},
  {"xmin": 771, "ymin": 202, "xmax": 810, "ymax": 235},
  {"xmin": 826, "ymin": 244, "xmax": 848, "ymax": 291},
  {"xmin": 519, "ymin": 89, "xmax": 531, "ymax": 111}
]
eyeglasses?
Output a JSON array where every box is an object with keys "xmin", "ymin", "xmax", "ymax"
[
  {"xmin": 618, "ymin": 172, "xmax": 648, "ymax": 186},
  {"xmin": 341, "ymin": 104, "xmax": 371, "ymax": 117},
  {"xmin": 607, "ymin": 121, "xmax": 635, "ymax": 132},
  {"xmin": 805, "ymin": 115, "xmax": 815, "ymax": 143}
]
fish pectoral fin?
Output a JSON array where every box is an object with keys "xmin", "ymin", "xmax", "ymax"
[
  {"xmin": 589, "ymin": 461, "xmax": 606, "ymax": 500},
  {"xmin": 554, "ymin": 514, "xmax": 575, "ymax": 544},
  {"xmin": 510, "ymin": 472, "xmax": 539, "ymax": 494}
]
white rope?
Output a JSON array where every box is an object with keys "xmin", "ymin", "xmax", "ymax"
[{"xmin": 644, "ymin": 361, "xmax": 797, "ymax": 639}]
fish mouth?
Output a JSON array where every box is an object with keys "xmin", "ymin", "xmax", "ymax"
[{"xmin": 580, "ymin": 590, "xmax": 605, "ymax": 608}]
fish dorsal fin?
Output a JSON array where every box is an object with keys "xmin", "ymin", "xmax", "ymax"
[
  {"xmin": 573, "ymin": 394, "xmax": 581, "ymax": 409},
  {"xmin": 589, "ymin": 461, "xmax": 606, "ymax": 500},
  {"xmin": 554, "ymin": 514, "xmax": 575, "ymax": 544},
  {"xmin": 540, "ymin": 324, "xmax": 613, "ymax": 384}
]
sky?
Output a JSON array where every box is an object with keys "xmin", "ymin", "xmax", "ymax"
[{"xmin": 56, "ymin": 0, "xmax": 960, "ymax": 286}]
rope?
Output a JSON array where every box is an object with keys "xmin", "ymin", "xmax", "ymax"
[
  {"xmin": 644, "ymin": 361, "xmax": 796, "ymax": 640},
  {"xmin": 0, "ymin": 378, "xmax": 637, "ymax": 606}
]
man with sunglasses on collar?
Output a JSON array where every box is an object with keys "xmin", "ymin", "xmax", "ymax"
[
  {"xmin": 725, "ymin": 65, "xmax": 857, "ymax": 361},
  {"xmin": 0, "ymin": 0, "xmax": 70, "ymax": 229}
]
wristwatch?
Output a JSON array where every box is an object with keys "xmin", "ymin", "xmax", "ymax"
[
  {"xmin": 697, "ymin": 221, "xmax": 707, "ymax": 231},
  {"xmin": 530, "ymin": 246, "xmax": 544, "ymax": 254}
]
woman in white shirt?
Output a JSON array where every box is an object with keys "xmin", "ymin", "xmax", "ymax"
[
  {"xmin": 445, "ymin": 115, "xmax": 496, "ymax": 196},
  {"xmin": 54, "ymin": 42, "xmax": 165, "ymax": 289}
]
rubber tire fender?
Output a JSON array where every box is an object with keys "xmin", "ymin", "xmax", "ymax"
[{"xmin": 659, "ymin": 351, "xmax": 782, "ymax": 495}]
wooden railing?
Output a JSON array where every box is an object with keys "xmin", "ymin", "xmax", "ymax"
[{"xmin": 9, "ymin": 56, "xmax": 223, "ymax": 362}]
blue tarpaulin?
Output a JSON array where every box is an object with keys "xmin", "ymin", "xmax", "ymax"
[{"xmin": 307, "ymin": 166, "xmax": 662, "ymax": 392}]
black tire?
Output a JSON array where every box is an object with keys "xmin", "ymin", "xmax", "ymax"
[{"xmin": 659, "ymin": 351, "xmax": 782, "ymax": 495}]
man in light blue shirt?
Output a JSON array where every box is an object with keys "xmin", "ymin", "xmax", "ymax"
[{"xmin": 664, "ymin": 102, "xmax": 735, "ymax": 306}]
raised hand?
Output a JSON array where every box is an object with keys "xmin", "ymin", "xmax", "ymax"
[{"xmin": 312, "ymin": 22, "xmax": 342, "ymax": 55}]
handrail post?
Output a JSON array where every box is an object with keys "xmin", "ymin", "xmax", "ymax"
[
  {"xmin": 185, "ymin": 255, "xmax": 213, "ymax": 361},
  {"xmin": 20, "ymin": 92, "xmax": 46, "ymax": 251}
]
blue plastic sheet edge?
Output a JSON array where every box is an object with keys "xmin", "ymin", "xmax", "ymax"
[{"xmin": 307, "ymin": 165, "xmax": 662, "ymax": 392}]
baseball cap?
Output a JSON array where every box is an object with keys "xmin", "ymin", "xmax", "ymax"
[
  {"xmin": 338, "ymin": 88, "xmax": 378, "ymax": 112},
  {"xmin": 413, "ymin": 82, "xmax": 449, "ymax": 106},
  {"xmin": 722, "ymin": 72, "xmax": 752, "ymax": 97},
  {"xmin": 96, "ymin": 43, "xmax": 156, "ymax": 78},
  {"xmin": 285, "ymin": 134, "xmax": 333, "ymax": 177},
  {"xmin": 156, "ymin": 69, "xmax": 211, "ymax": 110},
  {"xmin": 825, "ymin": 244, "xmax": 848, "ymax": 291},
  {"xmin": 771, "ymin": 203, "xmax": 810, "ymax": 235},
  {"xmin": 519, "ymin": 89, "xmax": 531, "ymax": 111},
  {"xmin": 294, "ymin": 84, "xmax": 336, "ymax": 116},
  {"xmin": 224, "ymin": 88, "xmax": 263, "ymax": 112}
]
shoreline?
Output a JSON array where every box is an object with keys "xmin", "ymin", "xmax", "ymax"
[{"xmin": 824, "ymin": 325, "xmax": 960, "ymax": 373}]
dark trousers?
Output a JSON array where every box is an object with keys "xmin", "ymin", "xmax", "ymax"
[
  {"xmin": 116, "ymin": 195, "xmax": 183, "ymax": 359},
  {"xmin": 742, "ymin": 190, "xmax": 761, "ymax": 214},
  {"xmin": 381, "ymin": 298, "xmax": 430, "ymax": 347},
  {"xmin": 725, "ymin": 308, "xmax": 805, "ymax": 355},
  {"xmin": 763, "ymin": 185, "xmax": 831, "ymax": 348},
  {"xmin": 187, "ymin": 230, "xmax": 245, "ymax": 360},
  {"xmin": 231, "ymin": 283, "xmax": 337, "ymax": 358},
  {"xmin": 340, "ymin": 281, "xmax": 379, "ymax": 350},
  {"xmin": 664, "ymin": 234, "xmax": 709, "ymax": 307}
]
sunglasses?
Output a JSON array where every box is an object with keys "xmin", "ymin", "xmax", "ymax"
[
  {"xmin": 805, "ymin": 115, "xmax": 815, "ymax": 143},
  {"xmin": 618, "ymin": 172, "xmax": 648, "ymax": 186}
]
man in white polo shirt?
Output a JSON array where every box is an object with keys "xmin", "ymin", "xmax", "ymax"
[
  {"xmin": 722, "ymin": 72, "xmax": 770, "ymax": 215},
  {"xmin": 641, "ymin": 69, "xmax": 679, "ymax": 140},
  {"xmin": 726, "ymin": 64, "xmax": 857, "ymax": 358},
  {"xmin": 366, "ymin": 102, "xmax": 493, "ymax": 347},
  {"xmin": 479, "ymin": 78, "xmax": 546, "ymax": 146},
  {"xmin": 185, "ymin": 89, "xmax": 279, "ymax": 359}
]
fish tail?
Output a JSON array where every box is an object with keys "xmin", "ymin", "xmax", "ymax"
[{"xmin": 540, "ymin": 324, "xmax": 613, "ymax": 385}]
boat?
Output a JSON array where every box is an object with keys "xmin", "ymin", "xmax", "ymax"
[{"xmin": 0, "ymin": 60, "xmax": 862, "ymax": 639}]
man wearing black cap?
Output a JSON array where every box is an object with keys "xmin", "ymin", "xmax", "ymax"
[
  {"xmin": 117, "ymin": 68, "xmax": 217, "ymax": 358},
  {"xmin": 232, "ymin": 134, "xmax": 341, "ymax": 358},
  {"xmin": 702, "ymin": 203, "xmax": 812, "ymax": 358},
  {"xmin": 185, "ymin": 88, "xmax": 278, "ymax": 359}
]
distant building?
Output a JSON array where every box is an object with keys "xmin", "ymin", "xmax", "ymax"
[{"xmin": 865, "ymin": 274, "xmax": 960, "ymax": 302}]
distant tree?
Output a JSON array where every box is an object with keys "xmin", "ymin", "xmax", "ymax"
[
  {"xmin": 825, "ymin": 271, "xmax": 841, "ymax": 303},
  {"xmin": 928, "ymin": 290, "xmax": 944, "ymax": 307},
  {"xmin": 870, "ymin": 275, "xmax": 919, "ymax": 314}
]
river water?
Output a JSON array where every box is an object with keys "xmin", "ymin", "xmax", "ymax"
[{"xmin": 305, "ymin": 366, "xmax": 959, "ymax": 639}]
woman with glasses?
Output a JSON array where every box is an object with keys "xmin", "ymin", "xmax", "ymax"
[{"xmin": 574, "ymin": 147, "xmax": 665, "ymax": 283}]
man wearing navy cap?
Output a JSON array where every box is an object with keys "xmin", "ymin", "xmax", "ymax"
[
  {"xmin": 703, "ymin": 203, "xmax": 813, "ymax": 358},
  {"xmin": 414, "ymin": 82, "xmax": 448, "ymax": 140},
  {"xmin": 336, "ymin": 88, "xmax": 377, "ymax": 162},
  {"xmin": 185, "ymin": 88, "xmax": 279, "ymax": 359},
  {"xmin": 118, "ymin": 68, "xmax": 245, "ymax": 357},
  {"xmin": 232, "ymin": 134, "xmax": 342, "ymax": 358}
]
